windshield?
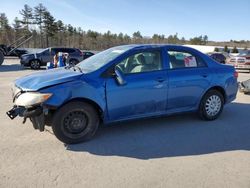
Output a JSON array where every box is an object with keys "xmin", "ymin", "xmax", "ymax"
[{"xmin": 77, "ymin": 46, "xmax": 134, "ymax": 73}]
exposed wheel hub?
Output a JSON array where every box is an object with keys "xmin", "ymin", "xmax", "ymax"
[
  {"xmin": 31, "ymin": 60, "xmax": 40, "ymax": 69},
  {"xmin": 63, "ymin": 111, "xmax": 88, "ymax": 134}
]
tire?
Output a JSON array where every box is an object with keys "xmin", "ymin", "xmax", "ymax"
[
  {"xmin": 30, "ymin": 59, "xmax": 41, "ymax": 70},
  {"xmin": 0, "ymin": 50, "xmax": 4, "ymax": 66},
  {"xmin": 52, "ymin": 101, "xmax": 99, "ymax": 144},
  {"xmin": 199, "ymin": 90, "xmax": 224, "ymax": 121}
]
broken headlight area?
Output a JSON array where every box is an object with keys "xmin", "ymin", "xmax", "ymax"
[
  {"xmin": 7, "ymin": 91, "xmax": 53, "ymax": 132},
  {"xmin": 6, "ymin": 105, "xmax": 47, "ymax": 131}
]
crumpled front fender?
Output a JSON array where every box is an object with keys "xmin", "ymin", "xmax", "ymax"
[{"xmin": 40, "ymin": 80, "xmax": 106, "ymax": 112}]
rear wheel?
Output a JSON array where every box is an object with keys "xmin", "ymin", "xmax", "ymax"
[
  {"xmin": 52, "ymin": 101, "xmax": 99, "ymax": 144},
  {"xmin": 30, "ymin": 59, "xmax": 41, "ymax": 70},
  {"xmin": 199, "ymin": 90, "xmax": 224, "ymax": 120}
]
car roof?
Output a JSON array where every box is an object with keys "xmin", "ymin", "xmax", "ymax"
[
  {"xmin": 49, "ymin": 47, "xmax": 78, "ymax": 49},
  {"xmin": 117, "ymin": 44, "xmax": 204, "ymax": 54}
]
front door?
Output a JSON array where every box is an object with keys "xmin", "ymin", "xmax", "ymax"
[{"xmin": 105, "ymin": 50, "xmax": 168, "ymax": 121}]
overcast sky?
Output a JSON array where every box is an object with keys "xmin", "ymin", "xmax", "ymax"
[{"xmin": 1, "ymin": 0, "xmax": 250, "ymax": 41}]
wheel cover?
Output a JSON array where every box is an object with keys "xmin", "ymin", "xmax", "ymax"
[
  {"xmin": 31, "ymin": 60, "xmax": 40, "ymax": 69},
  {"xmin": 205, "ymin": 95, "xmax": 222, "ymax": 116},
  {"xmin": 62, "ymin": 110, "xmax": 89, "ymax": 138}
]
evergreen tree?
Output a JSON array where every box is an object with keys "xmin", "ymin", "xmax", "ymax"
[
  {"xmin": 0, "ymin": 13, "xmax": 9, "ymax": 29},
  {"xmin": 231, "ymin": 46, "xmax": 239, "ymax": 53},
  {"xmin": 34, "ymin": 3, "xmax": 47, "ymax": 47},
  {"xmin": 55, "ymin": 20, "xmax": 64, "ymax": 46},
  {"xmin": 203, "ymin": 35, "xmax": 208, "ymax": 45},
  {"xmin": 1, "ymin": 3, "xmax": 250, "ymax": 50},
  {"xmin": 12, "ymin": 17, "xmax": 23, "ymax": 40},
  {"xmin": 190, "ymin": 36, "xmax": 204, "ymax": 45},
  {"xmin": 42, "ymin": 11, "xmax": 56, "ymax": 47},
  {"xmin": 19, "ymin": 4, "xmax": 33, "ymax": 31},
  {"xmin": 181, "ymin": 37, "xmax": 186, "ymax": 44},
  {"xmin": 0, "ymin": 13, "xmax": 12, "ymax": 44},
  {"xmin": 133, "ymin": 31, "xmax": 142, "ymax": 39},
  {"xmin": 224, "ymin": 45, "xmax": 228, "ymax": 53}
]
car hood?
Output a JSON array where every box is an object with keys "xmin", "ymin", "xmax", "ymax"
[{"xmin": 15, "ymin": 68, "xmax": 83, "ymax": 91}]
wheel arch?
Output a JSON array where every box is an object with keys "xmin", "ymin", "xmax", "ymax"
[
  {"xmin": 58, "ymin": 97, "xmax": 104, "ymax": 121},
  {"xmin": 203, "ymin": 86, "xmax": 226, "ymax": 103}
]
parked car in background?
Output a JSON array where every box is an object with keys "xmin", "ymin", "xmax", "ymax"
[
  {"xmin": 207, "ymin": 52, "xmax": 226, "ymax": 64},
  {"xmin": 82, "ymin": 51, "xmax": 95, "ymax": 59},
  {"xmin": 229, "ymin": 50, "xmax": 250, "ymax": 72},
  {"xmin": 20, "ymin": 47, "xmax": 83, "ymax": 69},
  {"xmin": 7, "ymin": 45, "xmax": 238, "ymax": 144}
]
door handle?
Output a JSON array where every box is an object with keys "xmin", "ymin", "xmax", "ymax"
[
  {"xmin": 156, "ymin": 78, "xmax": 165, "ymax": 83},
  {"xmin": 201, "ymin": 74, "xmax": 208, "ymax": 78}
]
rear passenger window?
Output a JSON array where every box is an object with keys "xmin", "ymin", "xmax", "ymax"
[
  {"xmin": 53, "ymin": 48, "xmax": 63, "ymax": 53},
  {"xmin": 64, "ymin": 49, "xmax": 75, "ymax": 53},
  {"xmin": 167, "ymin": 50, "xmax": 206, "ymax": 69}
]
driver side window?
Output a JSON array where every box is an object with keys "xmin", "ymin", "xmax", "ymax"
[{"xmin": 116, "ymin": 51, "xmax": 162, "ymax": 74}]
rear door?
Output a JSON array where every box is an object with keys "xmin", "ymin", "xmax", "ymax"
[
  {"xmin": 165, "ymin": 47, "xmax": 212, "ymax": 113},
  {"xmin": 40, "ymin": 49, "xmax": 52, "ymax": 64}
]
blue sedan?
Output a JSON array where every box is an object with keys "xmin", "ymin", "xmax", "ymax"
[{"xmin": 7, "ymin": 45, "xmax": 238, "ymax": 144}]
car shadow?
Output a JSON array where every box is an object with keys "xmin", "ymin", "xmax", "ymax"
[
  {"xmin": 0, "ymin": 64, "xmax": 25, "ymax": 72},
  {"xmin": 66, "ymin": 102, "xmax": 250, "ymax": 159},
  {"xmin": 0, "ymin": 64, "xmax": 46, "ymax": 72}
]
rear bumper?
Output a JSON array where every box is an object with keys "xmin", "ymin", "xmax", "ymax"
[{"xmin": 6, "ymin": 105, "xmax": 46, "ymax": 131}]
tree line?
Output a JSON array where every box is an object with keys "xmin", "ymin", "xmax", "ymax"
[{"xmin": 0, "ymin": 3, "xmax": 249, "ymax": 50}]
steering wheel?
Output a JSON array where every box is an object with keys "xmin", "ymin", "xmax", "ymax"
[{"xmin": 115, "ymin": 64, "xmax": 124, "ymax": 73}]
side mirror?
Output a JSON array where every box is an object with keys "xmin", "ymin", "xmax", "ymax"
[{"xmin": 114, "ymin": 68, "xmax": 127, "ymax": 86}]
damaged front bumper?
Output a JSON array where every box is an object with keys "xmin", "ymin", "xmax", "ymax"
[{"xmin": 6, "ymin": 105, "xmax": 46, "ymax": 131}]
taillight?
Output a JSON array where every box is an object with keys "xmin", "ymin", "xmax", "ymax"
[
  {"xmin": 246, "ymin": 56, "xmax": 250, "ymax": 60},
  {"xmin": 234, "ymin": 71, "xmax": 238, "ymax": 78},
  {"xmin": 245, "ymin": 62, "xmax": 250, "ymax": 65}
]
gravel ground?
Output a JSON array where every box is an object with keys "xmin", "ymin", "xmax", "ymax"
[{"xmin": 0, "ymin": 58, "xmax": 250, "ymax": 188}]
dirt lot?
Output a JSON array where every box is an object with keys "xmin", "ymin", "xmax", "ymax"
[{"xmin": 0, "ymin": 58, "xmax": 250, "ymax": 188}]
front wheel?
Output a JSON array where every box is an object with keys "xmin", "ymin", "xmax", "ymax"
[
  {"xmin": 30, "ymin": 60, "xmax": 41, "ymax": 70},
  {"xmin": 199, "ymin": 90, "xmax": 224, "ymax": 121},
  {"xmin": 52, "ymin": 101, "xmax": 99, "ymax": 144}
]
